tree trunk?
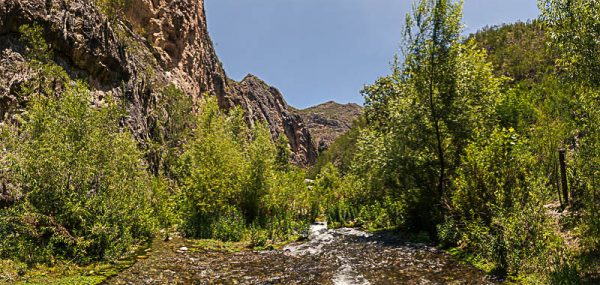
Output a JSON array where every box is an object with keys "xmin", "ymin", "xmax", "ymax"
[
  {"xmin": 559, "ymin": 148, "xmax": 569, "ymax": 208},
  {"xmin": 430, "ymin": 1, "xmax": 445, "ymax": 198}
]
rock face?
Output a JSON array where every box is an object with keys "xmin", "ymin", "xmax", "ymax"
[
  {"xmin": 232, "ymin": 75, "xmax": 317, "ymax": 165},
  {"xmin": 294, "ymin": 101, "xmax": 363, "ymax": 152},
  {"xmin": 0, "ymin": 0, "xmax": 317, "ymax": 166},
  {"xmin": 122, "ymin": 0, "xmax": 229, "ymax": 103}
]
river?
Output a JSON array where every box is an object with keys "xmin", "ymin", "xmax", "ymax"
[{"xmin": 104, "ymin": 222, "xmax": 498, "ymax": 284}]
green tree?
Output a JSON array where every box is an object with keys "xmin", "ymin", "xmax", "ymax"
[
  {"xmin": 443, "ymin": 128, "xmax": 559, "ymax": 277},
  {"xmin": 244, "ymin": 124, "xmax": 276, "ymax": 224},
  {"xmin": 177, "ymin": 96, "xmax": 314, "ymax": 242},
  {"xmin": 0, "ymin": 84, "xmax": 159, "ymax": 264},
  {"xmin": 275, "ymin": 134, "xmax": 292, "ymax": 171},
  {"xmin": 541, "ymin": 0, "xmax": 600, "ymax": 260},
  {"xmin": 0, "ymin": 25, "xmax": 162, "ymax": 265},
  {"xmin": 540, "ymin": 0, "xmax": 600, "ymax": 87},
  {"xmin": 359, "ymin": 0, "xmax": 502, "ymax": 232},
  {"xmin": 148, "ymin": 84, "xmax": 194, "ymax": 177},
  {"xmin": 177, "ymin": 97, "xmax": 248, "ymax": 239}
]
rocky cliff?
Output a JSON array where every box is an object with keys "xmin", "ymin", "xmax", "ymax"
[
  {"xmin": 294, "ymin": 101, "xmax": 362, "ymax": 152},
  {"xmin": 0, "ymin": 0, "xmax": 316, "ymax": 166},
  {"xmin": 232, "ymin": 75, "xmax": 317, "ymax": 165}
]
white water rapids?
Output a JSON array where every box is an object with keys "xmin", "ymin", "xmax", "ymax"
[{"xmin": 284, "ymin": 222, "xmax": 372, "ymax": 285}]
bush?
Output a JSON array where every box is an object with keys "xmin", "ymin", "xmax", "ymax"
[
  {"xmin": 178, "ymin": 96, "xmax": 314, "ymax": 242},
  {"xmin": 148, "ymin": 84, "xmax": 194, "ymax": 177},
  {"xmin": 0, "ymin": 83, "xmax": 159, "ymax": 264},
  {"xmin": 177, "ymin": 97, "xmax": 248, "ymax": 238},
  {"xmin": 444, "ymin": 128, "xmax": 561, "ymax": 277},
  {"xmin": 94, "ymin": 0, "xmax": 131, "ymax": 19}
]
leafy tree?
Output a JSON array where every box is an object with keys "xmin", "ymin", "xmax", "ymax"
[
  {"xmin": 573, "ymin": 89, "xmax": 600, "ymax": 252},
  {"xmin": 540, "ymin": 0, "xmax": 600, "ymax": 87},
  {"xmin": 177, "ymin": 97, "xmax": 248, "ymax": 239},
  {"xmin": 0, "ymin": 84, "xmax": 159, "ymax": 264},
  {"xmin": 401, "ymin": 0, "xmax": 464, "ymax": 199},
  {"xmin": 244, "ymin": 124, "xmax": 276, "ymax": 224},
  {"xmin": 359, "ymin": 0, "xmax": 502, "ymax": 232},
  {"xmin": 442, "ymin": 128, "xmax": 559, "ymax": 277},
  {"xmin": 275, "ymin": 134, "xmax": 292, "ymax": 171},
  {"xmin": 177, "ymin": 96, "xmax": 312, "ymax": 242},
  {"xmin": 148, "ymin": 84, "xmax": 194, "ymax": 177},
  {"xmin": 0, "ymin": 24, "xmax": 164, "ymax": 265},
  {"xmin": 541, "ymin": 0, "xmax": 600, "ymax": 261}
]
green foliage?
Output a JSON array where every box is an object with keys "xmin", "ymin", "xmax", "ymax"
[
  {"xmin": 177, "ymin": 97, "xmax": 248, "ymax": 239},
  {"xmin": 19, "ymin": 24, "xmax": 51, "ymax": 63},
  {"xmin": 275, "ymin": 134, "xmax": 292, "ymax": 171},
  {"xmin": 311, "ymin": 163, "xmax": 403, "ymax": 231},
  {"xmin": 541, "ymin": 2, "xmax": 600, "ymax": 280},
  {"xmin": 0, "ymin": 27, "xmax": 165, "ymax": 266},
  {"xmin": 309, "ymin": 117, "xmax": 366, "ymax": 177},
  {"xmin": 443, "ymin": 128, "xmax": 559, "ymax": 276},
  {"xmin": 540, "ymin": 0, "xmax": 600, "ymax": 87},
  {"xmin": 0, "ymin": 84, "xmax": 159, "ymax": 264},
  {"xmin": 94, "ymin": 0, "xmax": 131, "ymax": 19},
  {"xmin": 313, "ymin": 0, "xmax": 590, "ymax": 281},
  {"xmin": 573, "ymin": 89, "xmax": 600, "ymax": 252},
  {"xmin": 177, "ymin": 96, "xmax": 313, "ymax": 242},
  {"xmin": 18, "ymin": 24, "xmax": 71, "ymax": 102},
  {"xmin": 359, "ymin": 31, "xmax": 502, "ymax": 232},
  {"xmin": 469, "ymin": 21, "xmax": 556, "ymax": 83},
  {"xmin": 148, "ymin": 84, "xmax": 194, "ymax": 178}
]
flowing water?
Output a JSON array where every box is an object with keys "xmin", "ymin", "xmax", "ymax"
[{"xmin": 105, "ymin": 223, "xmax": 498, "ymax": 284}]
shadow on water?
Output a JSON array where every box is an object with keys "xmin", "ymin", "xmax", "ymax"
[{"xmin": 104, "ymin": 223, "xmax": 501, "ymax": 285}]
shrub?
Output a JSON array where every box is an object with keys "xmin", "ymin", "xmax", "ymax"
[
  {"xmin": 178, "ymin": 96, "xmax": 315, "ymax": 242},
  {"xmin": 444, "ymin": 128, "xmax": 561, "ymax": 277},
  {"xmin": 177, "ymin": 97, "xmax": 248, "ymax": 238},
  {"xmin": 0, "ymin": 83, "xmax": 159, "ymax": 264},
  {"xmin": 94, "ymin": 0, "xmax": 131, "ymax": 19}
]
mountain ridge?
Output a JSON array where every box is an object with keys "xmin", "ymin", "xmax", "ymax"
[
  {"xmin": 294, "ymin": 100, "xmax": 363, "ymax": 152},
  {"xmin": 0, "ymin": 0, "xmax": 317, "ymax": 166}
]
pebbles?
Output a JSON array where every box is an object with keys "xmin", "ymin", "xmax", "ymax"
[{"xmin": 107, "ymin": 226, "xmax": 497, "ymax": 285}]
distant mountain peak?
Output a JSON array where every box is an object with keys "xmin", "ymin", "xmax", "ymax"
[{"xmin": 294, "ymin": 100, "xmax": 363, "ymax": 152}]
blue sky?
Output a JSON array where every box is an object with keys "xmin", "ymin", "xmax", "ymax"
[{"xmin": 205, "ymin": 0, "xmax": 540, "ymax": 109}]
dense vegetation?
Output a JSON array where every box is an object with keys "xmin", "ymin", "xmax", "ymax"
[
  {"xmin": 0, "ymin": 23, "xmax": 317, "ymax": 278},
  {"xmin": 176, "ymin": 97, "xmax": 316, "ymax": 243},
  {"xmin": 1, "ymin": 0, "xmax": 599, "ymax": 284},
  {"xmin": 0, "ymin": 25, "xmax": 160, "ymax": 269},
  {"xmin": 469, "ymin": 20, "xmax": 556, "ymax": 83},
  {"xmin": 312, "ymin": 0, "xmax": 600, "ymax": 283}
]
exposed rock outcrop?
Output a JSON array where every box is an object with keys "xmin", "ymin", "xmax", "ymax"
[
  {"xmin": 0, "ymin": 0, "xmax": 317, "ymax": 166},
  {"xmin": 294, "ymin": 101, "xmax": 363, "ymax": 152},
  {"xmin": 232, "ymin": 75, "xmax": 317, "ymax": 165}
]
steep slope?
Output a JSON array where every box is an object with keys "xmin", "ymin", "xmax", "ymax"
[
  {"xmin": 294, "ymin": 101, "xmax": 362, "ymax": 152},
  {"xmin": 232, "ymin": 74, "xmax": 317, "ymax": 165},
  {"xmin": 0, "ymin": 0, "xmax": 316, "ymax": 166},
  {"xmin": 469, "ymin": 21, "xmax": 557, "ymax": 83}
]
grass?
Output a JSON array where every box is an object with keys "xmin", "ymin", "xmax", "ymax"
[
  {"xmin": 445, "ymin": 247, "xmax": 496, "ymax": 276},
  {"xmin": 3, "ymin": 262, "xmax": 116, "ymax": 285},
  {"xmin": 189, "ymin": 239, "xmax": 248, "ymax": 253},
  {"xmin": 1, "ymin": 244, "xmax": 149, "ymax": 285}
]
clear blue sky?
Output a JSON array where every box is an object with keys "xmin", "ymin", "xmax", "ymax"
[{"xmin": 205, "ymin": 0, "xmax": 540, "ymax": 109}]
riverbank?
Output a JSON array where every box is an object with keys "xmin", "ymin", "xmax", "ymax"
[
  {"xmin": 104, "ymin": 223, "xmax": 495, "ymax": 285},
  {"xmin": 2, "ymin": 224, "xmax": 500, "ymax": 284}
]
